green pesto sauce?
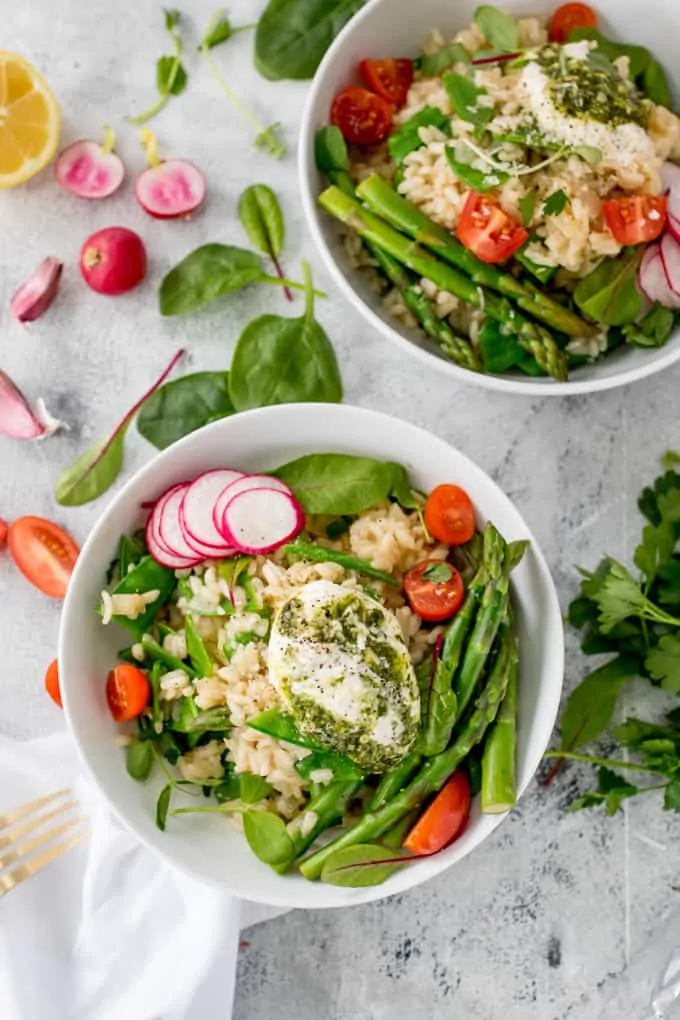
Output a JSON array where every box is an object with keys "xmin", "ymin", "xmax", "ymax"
[{"xmin": 538, "ymin": 45, "xmax": 648, "ymax": 128}]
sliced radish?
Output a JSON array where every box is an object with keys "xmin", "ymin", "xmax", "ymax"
[
  {"xmin": 638, "ymin": 242, "xmax": 680, "ymax": 309},
  {"xmin": 661, "ymin": 233, "xmax": 680, "ymax": 298},
  {"xmin": 146, "ymin": 485, "xmax": 201, "ymax": 568},
  {"xmin": 156, "ymin": 484, "xmax": 206, "ymax": 564},
  {"xmin": 135, "ymin": 160, "xmax": 206, "ymax": 220},
  {"xmin": 220, "ymin": 488, "xmax": 304, "ymax": 555},
  {"xmin": 660, "ymin": 163, "xmax": 680, "ymax": 225},
  {"xmin": 668, "ymin": 212, "xmax": 680, "ymax": 246},
  {"xmin": 180, "ymin": 469, "xmax": 244, "ymax": 557},
  {"xmin": 213, "ymin": 474, "xmax": 293, "ymax": 541},
  {"xmin": 55, "ymin": 129, "xmax": 125, "ymax": 200}
]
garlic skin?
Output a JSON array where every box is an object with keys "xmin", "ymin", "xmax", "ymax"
[
  {"xmin": 10, "ymin": 257, "xmax": 63, "ymax": 323},
  {"xmin": 0, "ymin": 371, "xmax": 66, "ymax": 440}
]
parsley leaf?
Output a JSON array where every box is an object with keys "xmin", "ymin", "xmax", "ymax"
[
  {"xmin": 569, "ymin": 767, "xmax": 639, "ymax": 816},
  {"xmin": 664, "ymin": 776, "xmax": 680, "ymax": 813},
  {"xmin": 518, "ymin": 190, "xmax": 537, "ymax": 227},
  {"xmin": 646, "ymin": 634, "xmax": 680, "ymax": 693},
  {"xmin": 592, "ymin": 560, "xmax": 648, "ymax": 632},
  {"xmin": 633, "ymin": 521, "xmax": 675, "ymax": 586},
  {"xmin": 543, "ymin": 188, "xmax": 569, "ymax": 216},
  {"xmin": 423, "ymin": 561, "xmax": 455, "ymax": 583}
]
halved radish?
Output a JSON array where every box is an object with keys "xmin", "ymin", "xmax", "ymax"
[
  {"xmin": 661, "ymin": 233, "xmax": 680, "ymax": 299},
  {"xmin": 180, "ymin": 469, "xmax": 244, "ymax": 557},
  {"xmin": 55, "ymin": 129, "xmax": 125, "ymax": 200},
  {"xmin": 213, "ymin": 474, "xmax": 293, "ymax": 541},
  {"xmin": 220, "ymin": 488, "xmax": 304, "ymax": 554}
]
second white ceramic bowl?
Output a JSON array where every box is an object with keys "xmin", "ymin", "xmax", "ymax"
[{"xmin": 299, "ymin": 0, "xmax": 680, "ymax": 396}]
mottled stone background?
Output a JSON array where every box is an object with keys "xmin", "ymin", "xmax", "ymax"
[{"xmin": 1, "ymin": 2, "xmax": 679, "ymax": 1017}]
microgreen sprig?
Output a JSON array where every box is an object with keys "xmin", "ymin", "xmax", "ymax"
[{"xmin": 129, "ymin": 8, "xmax": 188, "ymax": 125}]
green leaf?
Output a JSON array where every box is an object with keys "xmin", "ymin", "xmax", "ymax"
[
  {"xmin": 478, "ymin": 318, "xmax": 524, "ymax": 373},
  {"xmin": 423, "ymin": 561, "xmax": 455, "ymax": 583},
  {"xmin": 543, "ymin": 189, "xmax": 569, "ymax": 217},
  {"xmin": 633, "ymin": 522, "xmax": 675, "ymax": 585},
  {"xmin": 320, "ymin": 844, "xmax": 410, "ymax": 887},
  {"xmin": 641, "ymin": 60, "xmax": 673, "ymax": 107},
  {"xmin": 272, "ymin": 453, "xmax": 400, "ymax": 515},
  {"xmin": 238, "ymin": 184, "xmax": 285, "ymax": 260},
  {"xmin": 242, "ymin": 810, "xmax": 295, "ymax": 864},
  {"xmin": 295, "ymin": 749, "xmax": 364, "ymax": 782},
  {"xmin": 255, "ymin": 0, "xmax": 364, "ymax": 81},
  {"xmin": 568, "ymin": 27, "xmax": 670, "ymax": 104},
  {"xmin": 229, "ymin": 261, "xmax": 342, "ymax": 411},
  {"xmin": 615, "ymin": 717, "xmax": 680, "ymax": 750},
  {"xmin": 572, "ymin": 146, "xmax": 603, "ymax": 165},
  {"xmin": 659, "ymin": 489, "xmax": 680, "ymax": 524},
  {"xmin": 315, "ymin": 125, "xmax": 350, "ymax": 174},
  {"xmin": 137, "ymin": 371, "xmax": 235, "ymax": 450},
  {"xmin": 559, "ymin": 656, "xmax": 638, "ymax": 751},
  {"xmin": 200, "ymin": 12, "xmax": 234, "ymax": 49},
  {"xmin": 442, "ymin": 71, "xmax": 494, "ymax": 126},
  {"xmin": 185, "ymin": 616, "xmax": 213, "ymax": 677},
  {"xmin": 574, "ymin": 248, "xmax": 643, "ymax": 326},
  {"xmin": 419, "ymin": 43, "xmax": 470, "ymax": 77},
  {"xmin": 388, "ymin": 107, "xmax": 450, "ymax": 165},
  {"xmin": 239, "ymin": 773, "xmax": 274, "ymax": 804},
  {"xmin": 663, "ymin": 451, "xmax": 680, "ymax": 471},
  {"xmin": 156, "ymin": 56, "xmax": 187, "ymax": 96},
  {"xmin": 646, "ymin": 634, "xmax": 680, "ymax": 693},
  {"xmin": 664, "ymin": 776, "xmax": 680, "ymax": 812},
  {"xmin": 569, "ymin": 766, "xmax": 639, "ymax": 816},
  {"xmin": 518, "ymin": 190, "xmax": 537, "ymax": 228},
  {"xmin": 164, "ymin": 7, "xmax": 181, "ymax": 31},
  {"xmin": 156, "ymin": 784, "xmax": 172, "ymax": 831},
  {"xmin": 159, "ymin": 245, "xmax": 266, "ymax": 317},
  {"xmin": 387, "ymin": 462, "xmax": 420, "ymax": 509},
  {"xmin": 592, "ymin": 560, "xmax": 648, "ymax": 632},
  {"xmin": 108, "ymin": 554, "xmax": 176, "ymax": 639},
  {"xmin": 474, "ymin": 5, "xmax": 519, "ymax": 51},
  {"xmin": 247, "ymin": 707, "xmax": 323, "ymax": 750},
  {"xmin": 445, "ymin": 146, "xmax": 508, "ymax": 191},
  {"xmin": 126, "ymin": 739, "xmax": 154, "ymax": 781},
  {"xmin": 624, "ymin": 305, "xmax": 676, "ymax": 349}
]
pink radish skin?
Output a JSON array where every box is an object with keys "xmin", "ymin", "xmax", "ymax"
[
  {"xmin": 11, "ymin": 257, "xmax": 63, "ymax": 323},
  {"xmin": 147, "ymin": 485, "xmax": 202, "ymax": 568},
  {"xmin": 668, "ymin": 212, "xmax": 680, "ymax": 246},
  {"xmin": 220, "ymin": 488, "xmax": 304, "ymax": 555},
  {"xmin": 135, "ymin": 160, "xmax": 206, "ymax": 219},
  {"xmin": 213, "ymin": 474, "xmax": 293, "ymax": 541},
  {"xmin": 660, "ymin": 163, "xmax": 680, "ymax": 227},
  {"xmin": 638, "ymin": 243, "xmax": 680, "ymax": 308},
  {"xmin": 80, "ymin": 227, "xmax": 147, "ymax": 296},
  {"xmin": 661, "ymin": 234, "xmax": 680, "ymax": 298},
  {"xmin": 55, "ymin": 139, "xmax": 125, "ymax": 199},
  {"xmin": 180, "ymin": 469, "xmax": 244, "ymax": 557},
  {"xmin": 153, "ymin": 484, "xmax": 204, "ymax": 565}
]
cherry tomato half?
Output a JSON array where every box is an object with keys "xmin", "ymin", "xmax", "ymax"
[
  {"xmin": 457, "ymin": 192, "xmax": 529, "ymax": 264},
  {"xmin": 7, "ymin": 516, "xmax": 79, "ymax": 598},
  {"xmin": 330, "ymin": 86, "xmax": 393, "ymax": 145},
  {"xmin": 45, "ymin": 658, "xmax": 63, "ymax": 708},
  {"xmin": 403, "ymin": 771, "xmax": 471, "ymax": 855},
  {"xmin": 549, "ymin": 2, "xmax": 598, "ymax": 44},
  {"xmin": 358, "ymin": 58, "xmax": 414, "ymax": 106},
  {"xmin": 106, "ymin": 664, "xmax": 150, "ymax": 723},
  {"xmin": 603, "ymin": 195, "xmax": 668, "ymax": 246},
  {"xmin": 403, "ymin": 558, "xmax": 465, "ymax": 622},
  {"xmin": 0, "ymin": 518, "xmax": 7, "ymax": 549},
  {"xmin": 424, "ymin": 484, "xmax": 476, "ymax": 546}
]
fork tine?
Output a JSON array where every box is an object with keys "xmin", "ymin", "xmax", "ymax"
[
  {"xmin": 0, "ymin": 789, "xmax": 70, "ymax": 829},
  {"xmin": 0, "ymin": 800, "xmax": 78, "ymax": 851},
  {"xmin": 0, "ymin": 815, "xmax": 86, "ymax": 871},
  {"xmin": 0, "ymin": 828, "xmax": 87, "ymax": 898}
]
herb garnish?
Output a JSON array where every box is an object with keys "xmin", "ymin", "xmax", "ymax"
[{"xmin": 129, "ymin": 9, "xmax": 188, "ymax": 125}]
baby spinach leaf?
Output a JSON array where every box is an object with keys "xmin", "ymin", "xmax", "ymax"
[
  {"xmin": 295, "ymin": 750, "xmax": 364, "ymax": 783},
  {"xmin": 255, "ymin": 0, "xmax": 364, "ymax": 81},
  {"xmin": 238, "ymin": 184, "xmax": 285, "ymax": 261},
  {"xmin": 272, "ymin": 453, "xmax": 401, "ymax": 515},
  {"xmin": 156, "ymin": 784, "xmax": 172, "ymax": 831},
  {"xmin": 574, "ymin": 248, "xmax": 643, "ymax": 326},
  {"xmin": 389, "ymin": 107, "xmax": 450, "ymax": 165},
  {"xmin": 518, "ymin": 190, "xmax": 537, "ymax": 228},
  {"xmin": 478, "ymin": 318, "xmax": 524, "ymax": 373},
  {"xmin": 559, "ymin": 656, "xmax": 638, "ymax": 751},
  {"xmin": 543, "ymin": 188, "xmax": 569, "ymax": 216},
  {"xmin": 315, "ymin": 124, "xmax": 350, "ymax": 174},
  {"xmin": 387, "ymin": 462, "xmax": 420, "ymax": 509},
  {"xmin": 642, "ymin": 59, "xmax": 672, "ymax": 107},
  {"xmin": 185, "ymin": 615, "xmax": 213, "ymax": 677},
  {"xmin": 443, "ymin": 71, "xmax": 494, "ymax": 125},
  {"xmin": 423, "ymin": 562, "xmax": 455, "ymax": 583},
  {"xmin": 229, "ymin": 260, "xmax": 342, "ymax": 411},
  {"xmin": 474, "ymin": 5, "xmax": 519, "ymax": 52},
  {"xmin": 445, "ymin": 146, "xmax": 508, "ymax": 191},
  {"xmin": 239, "ymin": 773, "xmax": 274, "ymax": 804},
  {"xmin": 126, "ymin": 740, "xmax": 154, "ymax": 781},
  {"xmin": 624, "ymin": 305, "xmax": 676, "ymax": 349},
  {"xmin": 137, "ymin": 371, "xmax": 235, "ymax": 450},
  {"xmin": 159, "ymin": 245, "xmax": 266, "ymax": 317},
  {"xmin": 55, "ymin": 350, "xmax": 184, "ymax": 506},
  {"xmin": 419, "ymin": 43, "xmax": 470, "ymax": 77},
  {"xmin": 320, "ymin": 844, "xmax": 410, "ymax": 887},
  {"xmin": 243, "ymin": 810, "xmax": 295, "ymax": 864}
]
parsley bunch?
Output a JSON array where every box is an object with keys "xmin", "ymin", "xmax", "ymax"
[{"xmin": 547, "ymin": 451, "xmax": 680, "ymax": 814}]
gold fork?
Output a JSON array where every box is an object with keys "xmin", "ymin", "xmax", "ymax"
[{"xmin": 0, "ymin": 789, "xmax": 88, "ymax": 898}]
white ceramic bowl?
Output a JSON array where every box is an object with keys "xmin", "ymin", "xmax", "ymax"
[
  {"xmin": 59, "ymin": 403, "xmax": 563, "ymax": 908},
  {"xmin": 299, "ymin": 0, "xmax": 680, "ymax": 396}
]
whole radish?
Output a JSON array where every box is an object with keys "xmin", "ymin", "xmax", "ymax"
[
  {"xmin": 55, "ymin": 127, "xmax": 125, "ymax": 200},
  {"xmin": 80, "ymin": 227, "xmax": 147, "ymax": 296},
  {"xmin": 135, "ymin": 129, "xmax": 206, "ymax": 220}
]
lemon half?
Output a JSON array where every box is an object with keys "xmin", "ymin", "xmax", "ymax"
[{"xmin": 0, "ymin": 51, "xmax": 61, "ymax": 188}]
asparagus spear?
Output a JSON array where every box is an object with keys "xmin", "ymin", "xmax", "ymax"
[
  {"xmin": 356, "ymin": 175, "xmax": 597, "ymax": 341},
  {"xmin": 318, "ymin": 186, "xmax": 568, "ymax": 381},
  {"xmin": 481, "ymin": 630, "xmax": 519, "ymax": 814},
  {"xmin": 368, "ymin": 244, "xmax": 482, "ymax": 373},
  {"xmin": 282, "ymin": 541, "xmax": 399, "ymax": 586},
  {"xmin": 422, "ymin": 523, "xmax": 503, "ymax": 756},
  {"xmin": 369, "ymin": 749, "xmax": 422, "ymax": 810},
  {"xmin": 300, "ymin": 626, "xmax": 514, "ymax": 881},
  {"xmin": 452, "ymin": 539, "xmax": 527, "ymax": 723},
  {"xmin": 273, "ymin": 777, "xmax": 363, "ymax": 873}
]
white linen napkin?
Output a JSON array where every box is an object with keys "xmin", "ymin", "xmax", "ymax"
[{"xmin": 0, "ymin": 732, "xmax": 287, "ymax": 1020}]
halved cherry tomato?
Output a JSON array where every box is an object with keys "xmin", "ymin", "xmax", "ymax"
[
  {"xmin": 358, "ymin": 58, "xmax": 414, "ymax": 106},
  {"xmin": 0, "ymin": 518, "xmax": 7, "ymax": 549},
  {"xmin": 106, "ymin": 664, "xmax": 150, "ymax": 722},
  {"xmin": 403, "ymin": 558, "xmax": 465, "ymax": 622},
  {"xmin": 424, "ymin": 484, "xmax": 476, "ymax": 546},
  {"xmin": 403, "ymin": 771, "xmax": 471, "ymax": 855},
  {"xmin": 549, "ymin": 2, "xmax": 598, "ymax": 43},
  {"xmin": 7, "ymin": 516, "xmax": 79, "ymax": 598},
  {"xmin": 457, "ymin": 192, "xmax": 529, "ymax": 264},
  {"xmin": 603, "ymin": 195, "xmax": 668, "ymax": 245},
  {"xmin": 330, "ymin": 86, "xmax": 393, "ymax": 145},
  {"xmin": 45, "ymin": 658, "xmax": 63, "ymax": 708}
]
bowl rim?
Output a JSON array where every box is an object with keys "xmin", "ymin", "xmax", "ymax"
[
  {"xmin": 59, "ymin": 402, "xmax": 565, "ymax": 908},
  {"xmin": 298, "ymin": 0, "xmax": 680, "ymax": 397}
]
